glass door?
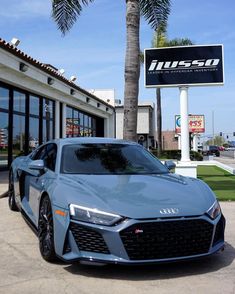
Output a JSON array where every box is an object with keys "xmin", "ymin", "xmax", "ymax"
[
  {"xmin": 0, "ymin": 112, "xmax": 9, "ymax": 170},
  {"xmin": 0, "ymin": 87, "xmax": 9, "ymax": 170}
]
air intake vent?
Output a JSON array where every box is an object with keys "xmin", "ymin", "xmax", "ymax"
[{"xmin": 70, "ymin": 222, "xmax": 110, "ymax": 254}]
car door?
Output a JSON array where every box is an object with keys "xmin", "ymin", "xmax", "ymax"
[
  {"xmin": 18, "ymin": 145, "xmax": 47, "ymax": 222},
  {"xmin": 28, "ymin": 143, "xmax": 57, "ymax": 226},
  {"xmin": 14, "ymin": 145, "xmax": 45, "ymax": 211}
]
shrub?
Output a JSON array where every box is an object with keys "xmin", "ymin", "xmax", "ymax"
[{"xmin": 151, "ymin": 149, "xmax": 203, "ymax": 161}]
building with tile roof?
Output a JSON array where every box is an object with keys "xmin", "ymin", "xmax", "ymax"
[{"xmin": 0, "ymin": 38, "xmax": 115, "ymax": 169}]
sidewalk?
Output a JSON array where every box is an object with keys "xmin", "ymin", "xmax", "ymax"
[
  {"xmin": 214, "ymin": 156, "xmax": 235, "ymax": 169},
  {"xmin": 0, "ymin": 171, "xmax": 8, "ymax": 197}
]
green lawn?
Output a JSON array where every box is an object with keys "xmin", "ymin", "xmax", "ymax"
[{"xmin": 197, "ymin": 165, "xmax": 235, "ymax": 201}]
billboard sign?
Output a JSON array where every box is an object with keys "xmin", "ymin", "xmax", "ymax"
[
  {"xmin": 175, "ymin": 115, "xmax": 205, "ymax": 133},
  {"xmin": 145, "ymin": 45, "xmax": 224, "ymax": 87}
]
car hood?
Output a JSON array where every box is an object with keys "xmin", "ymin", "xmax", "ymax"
[{"xmin": 55, "ymin": 173, "xmax": 215, "ymax": 219}]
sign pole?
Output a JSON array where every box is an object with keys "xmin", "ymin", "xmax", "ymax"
[{"xmin": 179, "ymin": 87, "xmax": 190, "ymax": 162}]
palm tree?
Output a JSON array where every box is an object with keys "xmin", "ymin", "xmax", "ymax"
[
  {"xmin": 152, "ymin": 27, "xmax": 193, "ymax": 156},
  {"xmin": 51, "ymin": 0, "xmax": 171, "ymax": 141}
]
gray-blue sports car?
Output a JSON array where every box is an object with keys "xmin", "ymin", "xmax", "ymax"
[{"xmin": 9, "ymin": 138, "xmax": 225, "ymax": 264}]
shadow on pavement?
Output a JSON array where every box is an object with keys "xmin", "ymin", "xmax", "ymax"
[
  {"xmin": 64, "ymin": 242, "xmax": 235, "ymax": 281},
  {"xmin": 0, "ymin": 190, "xmax": 8, "ymax": 198}
]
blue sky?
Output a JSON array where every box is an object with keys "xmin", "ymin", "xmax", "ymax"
[{"xmin": 1, "ymin": 0, "xmax": 235, "ymax": 138}]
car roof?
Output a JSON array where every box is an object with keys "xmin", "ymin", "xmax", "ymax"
[{"xmin": 49, "ymin": 137, "xmax": 139, "ymax": 147}]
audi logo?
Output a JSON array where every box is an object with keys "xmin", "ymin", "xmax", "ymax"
[{"xmin": 159, "ymin": 208, "xmax": 179, "ymax": 214}]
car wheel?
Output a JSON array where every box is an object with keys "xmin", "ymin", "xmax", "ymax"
[
  {"xmin": 38, "ymin": 195, "xmax": 57, "ymax": 262},
  {"xmin": 8, "ymin": 171, "xmax": 19, "ymax": 211}
]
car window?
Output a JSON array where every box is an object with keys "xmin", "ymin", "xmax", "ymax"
[
  {"xmin": 31, "ymin": 143, "xmax": 57, "ymax": 171},
  {"xmin": 42, "ymin": 144, "xmax": 57, "ymax": 171},
  {"xmin": 61, "ymin": 143, "xmax": 168, "ymax": 175},
  {"xmin": 30, "ymin": 145, "xmax": 47, "ymax": 160}
]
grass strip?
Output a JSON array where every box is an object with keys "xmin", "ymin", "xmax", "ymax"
[{"xmin": 197, "ymin": 165, "xmax": 235, "ymax": 201}]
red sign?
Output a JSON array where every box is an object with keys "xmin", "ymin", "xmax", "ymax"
[{"xmin": 175, "ymin": 115, "xmax": 205, "ymax": 133}]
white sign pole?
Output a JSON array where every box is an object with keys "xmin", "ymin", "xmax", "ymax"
[
  {"xmin": 193, "ymin": 134, "xmax": 199, "ymax": 152},
  {"xmin": 179, "ymin": 87, "xmax": 190, "ymax": 162}
]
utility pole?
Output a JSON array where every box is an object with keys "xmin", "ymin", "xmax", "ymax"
[{"xmin": 212, "ymin": 110, "xmax": 215, "ymax": 145}]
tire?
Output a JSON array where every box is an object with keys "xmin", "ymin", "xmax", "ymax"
[
  {"xmin": 38, "ymin": 195, "xmax": 57, "ymax": 262},
  {"xmin": 8, "ymin": 171, "xmax": 19, "ymax": 211}
]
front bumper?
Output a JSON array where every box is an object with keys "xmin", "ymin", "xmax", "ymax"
[{"xmin": 53, "ymin": 208, "xmax": 225, "ymax": 264}]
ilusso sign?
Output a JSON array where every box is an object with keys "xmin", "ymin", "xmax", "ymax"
[
  {"xmin": 175, "ymin": 115, "xmax": 205, "ymax": 134},
  {"xmin": 145, "ymin": 45, "xmax": 224, "ymax": 87}
]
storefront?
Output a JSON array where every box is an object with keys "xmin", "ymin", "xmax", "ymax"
[{"xmin": 0, "ymin": 38, "xmax": 115, "ymax": 170}]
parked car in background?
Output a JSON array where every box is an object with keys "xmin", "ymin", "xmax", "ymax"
[
  {"xmin": 218, "ymin": 146, "xmax": 225, "ymax": 151},
  {"xmin": 8, "ymin": 138, "xmax": 225, "ymax": 264},
  {"xmin": 204, "ymin": 145, "xmax": 220, "ymax": 157},
  {"xmin": 208, "ymin": 145, "xmax": 220, "ymax": 157}
]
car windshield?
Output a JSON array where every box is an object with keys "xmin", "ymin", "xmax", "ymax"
[
  {"xmin": 61, "ymin": 143, "xmax": 169, "ymax": 175},
  {"xmin": 209, "ymin": 146, "xmax": 218, "ymax": 150}
]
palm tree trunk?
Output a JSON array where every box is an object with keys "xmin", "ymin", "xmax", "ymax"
[
  {"xmin": 123, "ymin": 0, "xmax": 140, "ymax": 142},
  {"xmin": 156, "ymin": 88, "xmax": 162, "ymax": 156}
]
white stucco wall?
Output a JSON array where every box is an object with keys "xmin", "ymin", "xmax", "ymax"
[
  {"xmin": 115, "ymin": 105, "xmax": 155, "ymax": 141},
  {"xmin": 137, "ymin": 108, "xmax": 150, "ymax": 134}
]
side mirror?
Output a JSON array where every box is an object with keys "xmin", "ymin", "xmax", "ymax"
[
  {"xmin": 165, "ymin": 160, "xmax": 176, "ymax": 171},
  {"xmin": 29, "ymin": 159, "xmax": 45, "ymax": 171}
]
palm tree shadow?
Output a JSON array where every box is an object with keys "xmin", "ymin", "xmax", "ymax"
[{"xmin": 63, "ymin": 242, "xmax": 235, "ymax": 281}]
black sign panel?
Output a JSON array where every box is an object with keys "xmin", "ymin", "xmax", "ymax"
[{"xmin": 145, "ymin": 45, "xmax": 224, "ymax": 87}]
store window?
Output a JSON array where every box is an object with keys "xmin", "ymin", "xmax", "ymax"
[
  {"xmin": 42, "ymin": 98, "xmax": 55, "ymax": 143},
  {"xmin": 66, "ymin": 106, "xmax": 97, "ymax": 138},
  {"xmin": 29, "ymin": 117, "xmax": 39, "ymax": 150},
  {"xmin": 30, "ymin": 95, "xmax": 39, "ymax": 116},
  {"xmin": 0, "ymin": 86, "xmax": 9, "ymax": 170},
  {"xmin": 29, "ymin": 95, "xmax": 40, "ymax": 151},
  {"xmin": 13, "ymin": 114, "xmax": 25, "ymax": 159},
  {"xmin": 14, "ymin": 91, "xmax": 26, "ymax": 113},
  {"xmin": 0, "ymin": 112, "xmax": 8, "ymax": 170},
  {"xmin": 0, "ymin": 87, "xmax": 9, "ymax": 110}
]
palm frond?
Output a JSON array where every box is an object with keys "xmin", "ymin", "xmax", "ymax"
[
  {"xmin": 139, "ymin": 0, "xmax": 171, "ymax": 30},
  {"xmin": 152, "ymin": 24, "xmax": 167, "ymax": 47},
  {"xmin": 52, "ymin": 0, "xmax": 94, "ymax": 35},
  {"xmin": 166, "ymin": 38, "xmax": 194, "ymax": 47}
]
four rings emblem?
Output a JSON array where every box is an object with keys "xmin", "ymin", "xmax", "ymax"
[{"xmin": 159, "ymin": 208, "xmax": 179, "ymax": 214}]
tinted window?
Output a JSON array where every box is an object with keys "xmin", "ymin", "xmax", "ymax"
[
  {"xmin": 30, "ymin": 145, "xmax": 47, "ymax": 160},
  {"xmin": 43, "ymin": 144, "xmax": 57, "ymax": 171},
  {"xmin": 31, "ymin": 143, "xmax": 57, "ymax": 171},
  {"xmin": 61, "ymin": 144, "xmax": 168, "ymax": 175}
]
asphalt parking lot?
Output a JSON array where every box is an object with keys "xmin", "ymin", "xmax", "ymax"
[{"xmin": 0, "ymin": 198, "xmax": 235, "ymax": 294}]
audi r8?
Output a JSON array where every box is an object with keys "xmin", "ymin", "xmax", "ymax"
[{"xmin": 9, "ymin": 138, "xmax": 225, "ymax": 264}]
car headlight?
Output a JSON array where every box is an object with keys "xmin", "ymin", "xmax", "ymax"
[
  {"xmin": 206, "ymin": 200, "xmax": 221, "ymax": 219},
  {"xmin": 69, "ymin": 204, "xmax": 123, "ymax": 226}
]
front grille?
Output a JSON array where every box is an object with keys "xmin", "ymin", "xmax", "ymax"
[
  {"xmin": 213, "ymin": 215, "xmax": 225, "ymax": 246},
  {"xmin": 70, "ymin": 222, "xmax": 110, "ymax": 254},
  {"xmin": 120, "ymin": 219, "xmax": 213, "ymax": 260}
]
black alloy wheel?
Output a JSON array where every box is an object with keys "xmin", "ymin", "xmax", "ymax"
[
  {"xmin": 38, "ymin": 195, "xmax": 57, "ymax": 262},
  {"xmin": 8, "ymin": 171, "xmax": 18, "ymax": 211}
]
